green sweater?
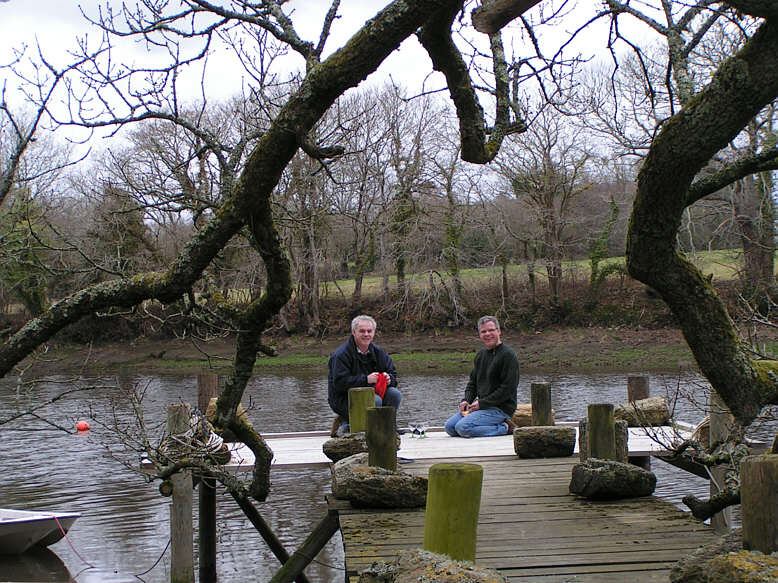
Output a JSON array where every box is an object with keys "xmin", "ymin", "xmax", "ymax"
[{"xmin": 464, "ymin": 342, "xmax": 520, "ymax": 417}]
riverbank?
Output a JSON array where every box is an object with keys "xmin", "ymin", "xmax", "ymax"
[{"xmin": 31, "ymin": 326, "xmax": 699, "ymax": 377}]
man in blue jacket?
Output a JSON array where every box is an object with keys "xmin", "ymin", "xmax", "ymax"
[
  {"xmin": 328, "ymin": 314, "xmax": 402, "ymax": 435},
  {"xmin": 445, "ymin": 315, "xmax": 519, "ymax": 437}
]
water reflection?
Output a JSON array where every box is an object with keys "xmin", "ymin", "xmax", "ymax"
[
  {"xmin": 0, "ymin": 547, "xmax": 72, "ymax": 582},
  {"xmin": 0, "ymin": 369, "xmax": 739, "ymax": 582}
]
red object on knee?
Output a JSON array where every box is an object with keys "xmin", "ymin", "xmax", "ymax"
[{"xmin": 374, "ymin": 374, "xmax": 387, "ymax": 399}]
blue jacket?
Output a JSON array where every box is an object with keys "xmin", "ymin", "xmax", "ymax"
[{"xmin": 327, "ymin": 336, "xmax": 397, "ymax": 419}]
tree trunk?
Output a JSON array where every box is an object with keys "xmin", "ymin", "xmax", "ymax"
[{"xmin": 626, "ymin": 20, "xmax": 778, "ymax": 426}]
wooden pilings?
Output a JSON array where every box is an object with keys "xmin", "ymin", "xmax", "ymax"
[
  {"xmin": 168, "ymin": 403, "xmax": 194, "ymax": 583},
  {"xmin": 627, "ymin": 376, "xmax": 651, "ymax": 470},
  {"xmin": 366, "ymin": 407, "xmax": 397, "ymax": 471},
  {"xmin": 627, "ymin": 375, "xmax": 650, "ymax": 402},
  {"xmin": 587, "ymin": 403, "xmax": 617, "ymax": 461},
  {"xmin": 348, "ymin": 388, "xmax": 374, "ymax": 432},
  {"xmin": 531, "ymin": 382, "xmax": 553, "ymax": 426},
  {"xmin": 197, "ymin": 373, "xmax": 219, "ymax": 583},
  {"xmin": 741, "ymin": 454, "xmax": 778, "ymax": 554},
  {"xmin": 710, "ymin": 391, "xmax": 735, "ymax": 533},
  {"xmin": 423, "ymin": 463, "xmax": 483, "ymax": 562}
]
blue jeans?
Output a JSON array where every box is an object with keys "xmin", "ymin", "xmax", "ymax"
[
  {"xmin": 444, "ymin": 407, "xmax": 509, "ymax": 438},
  {"xmin": 376, "ymin": 386, "xmax": 402, "ymax": 411}
]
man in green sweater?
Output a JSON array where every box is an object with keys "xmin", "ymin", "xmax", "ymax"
[{"xmin": 444, "ymin": 316, "xmax": 519, "ymax": 437}]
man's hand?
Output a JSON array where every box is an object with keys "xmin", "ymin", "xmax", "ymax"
[
  {"xmin": 367, "ymin": 372, "xmax": 389, "ymax": 384},
  {"xmin": 467, "ymin": 399, "xmax": 480, "ymax": 412},
  {"xmin": 459, "ymin": 400, "xmax": 469, "ymax": 413}
]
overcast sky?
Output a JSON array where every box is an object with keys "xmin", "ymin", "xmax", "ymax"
[{"xmin": 0, "ymin": 0, "xmax": 445, "ymax": 103}]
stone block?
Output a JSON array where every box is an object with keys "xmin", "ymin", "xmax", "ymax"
[
  {"xmin": 331, "ymin": 453, "xmax": 427, "ymax": 508},
  {"xmin": 615, "ymin": 396, "xmax": 669, "ymax": 427},
  {"xmin": 514, "ymin": 426, "xmax": 575, "ymax": 458},
  {"xmin": 569, "ymin": 458, "xmax": 656, "ymax": 500},
  {"xmin": 358, "ymin": 549, "xmax": 508, "ymax": 582}
]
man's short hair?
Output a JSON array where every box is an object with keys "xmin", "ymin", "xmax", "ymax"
[
  {"xmin": 351, "ymin": 314, "xmax": 377, "ymax": 332},
  {"xmin": 477, "ymin": 315, "xmax": 500, "ymax": 330}
]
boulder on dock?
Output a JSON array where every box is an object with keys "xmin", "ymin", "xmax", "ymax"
[
  {"xmin": 614, "ymin": 396, "xmax": 669, "ymax": 427},
  {"xmin": 323, "ymin": 433, "xmax": 368, "ymax": 462},
  {"xmin": 670, "ymin": 528, "xmax": 778, "ymax": 583},
  {"xmin": 511, "ymin": 403, "xmax": 555, "ymax": 427},
  {"xmin": 331, "ymin": 453, "xmax": 427, "ymax": 508},
  {"xmin": 358, "ymin": 549, "xmax": 508, "ymax": 582},
  {"xmin": 514, "ymin": 426, "xmax": 575, "ymax": 458},
  {"xmin": 569, "ymin": 458, "xmax": 656, "ymax": 499}
]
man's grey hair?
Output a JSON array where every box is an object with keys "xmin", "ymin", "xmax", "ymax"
[
  {"xmin": 477, "ymin": 315, "xmax": 500, "ymax": 330},
  {"xmin": 351, "ymin": 314, "xmax": 377, "ymax": 332}
]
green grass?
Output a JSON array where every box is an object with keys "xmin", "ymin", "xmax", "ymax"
[{"xmin": 318, "ymin": 248, "xmax": 746, "ymax": 299}]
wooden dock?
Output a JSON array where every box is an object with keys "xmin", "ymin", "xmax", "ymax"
[
  {"xmin": 226, "ymin": 423, "xmax": 686, "ymax": 469},
  {"xmin": 334, "ymin": 455, "xmax": 718, "ymax": 582}
]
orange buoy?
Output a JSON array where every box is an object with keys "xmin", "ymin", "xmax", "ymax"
[{"xmin": 76, "ymin": 420, "xmax": 91, "ymax": 432}]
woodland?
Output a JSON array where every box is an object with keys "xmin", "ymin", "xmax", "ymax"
[{"xmin": 3, "ymin": 0, "xmax": 778, "ymax": 575}]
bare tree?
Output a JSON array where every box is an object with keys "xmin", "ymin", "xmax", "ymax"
[
  {"xmin": 494, "ymin": 107, "xmax": 592, "ymax": 304},
  {"xmin": 0, "ymin": 0, "xmax": 532, "ymax": 511}
]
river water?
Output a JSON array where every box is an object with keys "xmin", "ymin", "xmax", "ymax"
[{"xmin": 0, "ymin": 368, "xmax": 747, "ymax": 582}]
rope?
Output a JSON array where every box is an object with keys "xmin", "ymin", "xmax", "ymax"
[{"xmin": 48, "ymin": 514, "xmax": 94, "ymax": 567}]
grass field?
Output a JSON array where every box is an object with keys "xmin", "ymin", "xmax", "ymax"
[{"xmin": 318, "ymin": 248, "xmax": 746, "ymax": 299}]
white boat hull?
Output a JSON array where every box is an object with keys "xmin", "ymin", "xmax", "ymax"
[{"xmin": 0, "ymin": 509, "xmax": 80, "ymax": 554}]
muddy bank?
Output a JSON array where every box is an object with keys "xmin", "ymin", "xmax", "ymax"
[{"xmin": 25, "ymin": 326, "xmax": 698, "ymax": 377}]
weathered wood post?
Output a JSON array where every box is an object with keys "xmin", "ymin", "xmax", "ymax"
[
  {"xmin": 168, "ymin": 402, "xmax": 194, "ymax": 583},
  {"xmin": 366, "ymin": 407, "xmax": 397, "ymax": 471},
  {"xmin": 710, "ymin": 390, "xmax": 735, "ymax": 533},
  {"xmin": 348, "ymin": 387, "xmax": 374, "ymax": 433},
  {"xmin": 423, "ymin": 463, "xmax": 483, "ymax": 562},
  {"xmin": 627, "ymin": 375, "xmax": 650, "ymax": 402},
  {"xmin": 197, "ymin": 373, "xmax": 219, "ymax": 583},
  {"xmin": 627, "ymin": 376, "xmax": 651, "ymax": 470},
  {"xmin": 587, "ymin": 403, "xmax": 616, "ymax": 461},
  {"xmin": 740, "ymin": 454, "xmax": 778, "ymax": 554},
  {"xmin": 531, "ymin": 382, "xmax": 553, "ymax": 426}
]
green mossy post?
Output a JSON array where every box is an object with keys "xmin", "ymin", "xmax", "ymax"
[
  {"xmin": 587, "ymin": 403, "xmax": 616, "ymax": 461},
  {"xmin": 531, "ymin": 382, "xmax": 553, "ymax": 426},
  {"xmin": 741, "ymin": 454, "xmax": 778, "ymax": 553},
  {"xmin": 423, "ymin": 463, "xmax": 483, "ymax": 562},
  {"xmin": 348, "ymin": 388, "xmax": 374, "ymax": 433},
  {"xmin": 366, "ymin": 407, "xmax": 397, "ymax": 471},
  {"xmin": 168, "ymin": 402, "xmax": 194, "ymax": 583}
]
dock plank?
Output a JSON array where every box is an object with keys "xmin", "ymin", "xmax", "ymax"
[{"xmin": 335, "ymin": 456, "xmax": 717, "ymax": 582}]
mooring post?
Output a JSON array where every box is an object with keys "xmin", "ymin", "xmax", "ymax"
[
  {"xmin": 627, "ymin": 376, "xmax": 651, "ymax": 470},
  {"xmin": 348, "ymin": 387, "xmax": 374, "ymax": 432},
  {"xmin": 587, "ymin": 403, "xmax": 616, "ymax": 461},
  {"xmin": 530, "ymin": 382, "xmax": 553, "ymax": 426},
  {"xmin": 627, "ymin": 375, "xmax": 650, "ymax": 402},
  {"xmin": 168, "ymin": 402, "xmax": 194, "ymax": 583},
  {"xmin": 197, "ymin": 372, "xmax": 219, "ymax": 583},
  {"xmin": 740, "ymin": 454, "xmax": 778, "ymax": 554},
  {"xmin": 423, "ymin": 463, "xmax": 483, "ymax": 562},
  {"xmin": 366, "ymin": 406, "xmax": 397, "ymax": 471},
  {"xmin": 710, "ymin": 391, "xmax": 735, "ymax": 533}
]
